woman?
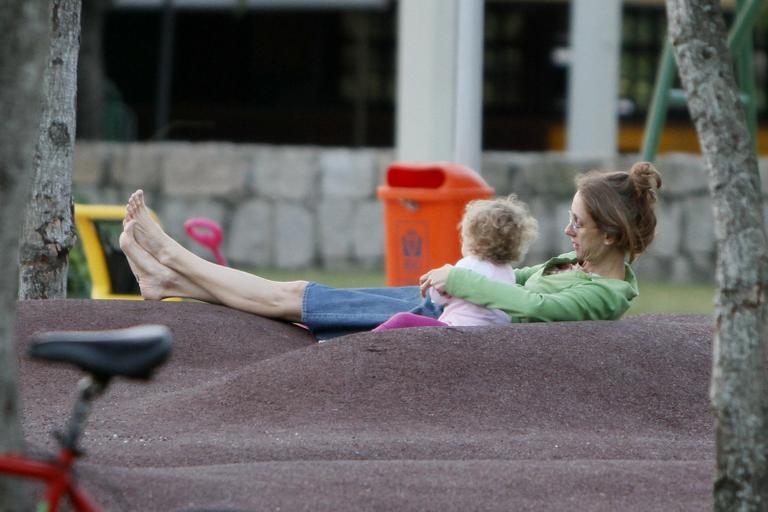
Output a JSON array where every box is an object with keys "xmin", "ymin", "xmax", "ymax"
[{"xmin": 119, "ymin": 162, "xmax": 662, "ymax": 340}]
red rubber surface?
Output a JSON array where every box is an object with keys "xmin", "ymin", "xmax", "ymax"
[{"xmin": 16, "ymin": 300, "xmax": 714, "ymax": 511}]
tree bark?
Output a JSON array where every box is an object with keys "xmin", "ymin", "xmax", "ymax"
[
  {"xmin": 0, "ymin": 2, "xmax": 49, "ymax": 509},
  {"xmin": 77, "ymin": 0, "xmax": 109, "ymax": 140},
  {"xmin": 18, "ymin": 0, "xmax": 82, "ymax": 300},
  {"xmin": 666, "ymin": 0, "xmax": 768, "ymax": 509}
]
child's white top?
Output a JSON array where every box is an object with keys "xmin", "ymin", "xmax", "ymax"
[{"xmin": 428, "ymin": 255, "xmax": 516, "ymax": 326}]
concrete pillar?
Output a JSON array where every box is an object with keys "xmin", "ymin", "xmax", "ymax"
[
  {"xmin": 566, "ymin": 0, "xmax": 622, "ymax": 157},
  {"xmin": 395, "ymin": 0, "xmax": 484, "ymax": 171}
]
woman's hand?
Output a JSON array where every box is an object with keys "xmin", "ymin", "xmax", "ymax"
[{"xmin": 419, "ymin": 264, "xmax": 454, "ymax": 297}]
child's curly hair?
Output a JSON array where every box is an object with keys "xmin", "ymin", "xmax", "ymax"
[{"xmin": 460, "ymin": 195, "xmax": 538, "ymax": 265}]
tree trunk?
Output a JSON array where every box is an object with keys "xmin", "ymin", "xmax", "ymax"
[
  {"xmin": 0, "ymin": 2, "xmax": 50, "ymax": 510},
  {"xmin": 18, "ymin": 0, "xmax": 82, "ymax": 300},
  {"xmin": 666, "ymin": 0, "xmax": 768, "ymax": 509},
  {"xmin": 77, "ymin": 0, "xmax": 109, "ymax": 140}
]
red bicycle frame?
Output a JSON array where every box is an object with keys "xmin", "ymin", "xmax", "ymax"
[
  {"xmin": 0, "ymin": 448, "xmax": 100, "ymax": 512},
  {"xmin": 0, "ymin": 376, "xmax": 104, "ymax": 512}
]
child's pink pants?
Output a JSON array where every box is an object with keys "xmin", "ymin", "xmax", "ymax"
[{"xmin": 372, "ymin": 312, "xmax": 448, "ymax": 331}]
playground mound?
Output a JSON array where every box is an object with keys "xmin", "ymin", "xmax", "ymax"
[{"xmin": 16, "ymin": 299, "xmax": 714, "ymax": 511}]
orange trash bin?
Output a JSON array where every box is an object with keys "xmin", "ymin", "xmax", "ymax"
[{"xmin": 377, "ymin": 162, "xmax": 495, "ymax": 286}]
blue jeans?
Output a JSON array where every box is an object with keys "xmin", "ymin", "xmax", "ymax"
[{"xmin": 301, "ymin": 283, "xmax": 443, "ymax": 340}]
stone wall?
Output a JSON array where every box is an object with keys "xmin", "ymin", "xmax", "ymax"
[{"xmin": 73, "ymin": 142, "xmax": 768, "ymax": 283}]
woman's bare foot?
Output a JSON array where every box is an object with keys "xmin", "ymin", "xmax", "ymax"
[
  {"xmin": 126, "ymin": 189, "xmax": 181, "ymax": 265},
  {"xmin": 120, "ymin": 221, "xmax": 215, "ymax": 302},
  {"xmin": 122, "ymin": 190, "xmax": 306, "ymax": 320},
  {"xmin": 123, "ymin": 199, "xmax": 134, "ymax": 227},
  {"xmin": 119, "ymin": 221, "xmax": 174, "ymax": 300}
]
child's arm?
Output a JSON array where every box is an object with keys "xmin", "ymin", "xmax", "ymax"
[
  {"xmin": 429, "ymin": 256, "xmax": 514, "ymax": 305},
  {"xmin": 428, "ymin": 286, "xmax": 450, "ymax": 305},
  {"xmin": 427, "ymin": 258, "xmax": 476, "ymax": 305}
]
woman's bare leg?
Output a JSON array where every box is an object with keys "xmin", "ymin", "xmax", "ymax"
[
  {"xmin": 119, "ymin": 224, "xmax": 218, "ymax": 302},
  {"xmin": 123, "ymin": 190, "xmax": 307, "ymax": 322}
]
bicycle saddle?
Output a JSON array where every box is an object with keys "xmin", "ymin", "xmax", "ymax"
[{"xmin": 28, "ymin": 324, "xmax": 173, "ymax": 380}]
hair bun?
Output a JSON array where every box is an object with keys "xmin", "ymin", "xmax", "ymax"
[{"xmin": 629, "ymin": 161, "xmax": 662, "ymax": 202}]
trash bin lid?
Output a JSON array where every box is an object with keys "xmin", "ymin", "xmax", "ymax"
[{"xmin": 377, "ymin": 162, "xmax": 494, "ymax": 200}]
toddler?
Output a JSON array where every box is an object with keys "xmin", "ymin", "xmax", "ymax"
[{"xmin": 373, "ymin": 195, "xmax": 538, "ymax": 331}]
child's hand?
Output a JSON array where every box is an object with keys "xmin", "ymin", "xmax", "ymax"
[{"xmin": 419, "ymin": 264, "xmax": 454, "ymax": 297}]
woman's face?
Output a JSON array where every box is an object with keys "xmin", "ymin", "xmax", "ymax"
[{"xmin": 564, "ymin": 191, "xmax": 613, "ymax": 262}]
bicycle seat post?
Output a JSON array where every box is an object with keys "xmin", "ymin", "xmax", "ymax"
[
  {"xmin": 28, "ymin": 324, "xmax": 173, "ymax": 453},
  {"xmin": 56, "ymin": 375, "xmax": 108, "ymax": 454}
]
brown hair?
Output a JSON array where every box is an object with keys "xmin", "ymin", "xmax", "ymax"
[
  {"xmin": 576, "ymin": 161, "xmax": 662, "ymax": 262},
  {"xmin": 461, "ymin": 195, "xmax": 539, "ymax": 265}
]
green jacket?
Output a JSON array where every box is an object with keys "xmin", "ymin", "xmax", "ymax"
[{"xmin": 445, "ymin": 252, "xmax": 639, "ymax": 323}]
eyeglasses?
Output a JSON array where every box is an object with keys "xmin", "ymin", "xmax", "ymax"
[{"xmin": 567, "ymin": 210, "xmax": 584, "ymax": 231}]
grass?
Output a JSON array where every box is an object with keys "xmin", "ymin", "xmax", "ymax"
[
  {"xmin": 629, "ymin": 281, "xmax": 714, "ymax": 316},
  {"xmin": 251, "ymin": 267, "xmax": 387, "ymax": 289},
  {"xmin": 253, "ymin": 267, "xmax": 715, "ymax": 316}
]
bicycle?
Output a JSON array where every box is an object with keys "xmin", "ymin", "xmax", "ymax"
[{"xmin": 0, "ymin": 324, "xmax": 173, "ymax": 512}]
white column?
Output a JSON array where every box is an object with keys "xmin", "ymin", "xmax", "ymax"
[
  {"xmin": 566, "ymin": 0, "xmax": 622, "ymax": 157},
  {"xmin": 395, "ymin": 0, "xmax": 484, "ymax": 171}
]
